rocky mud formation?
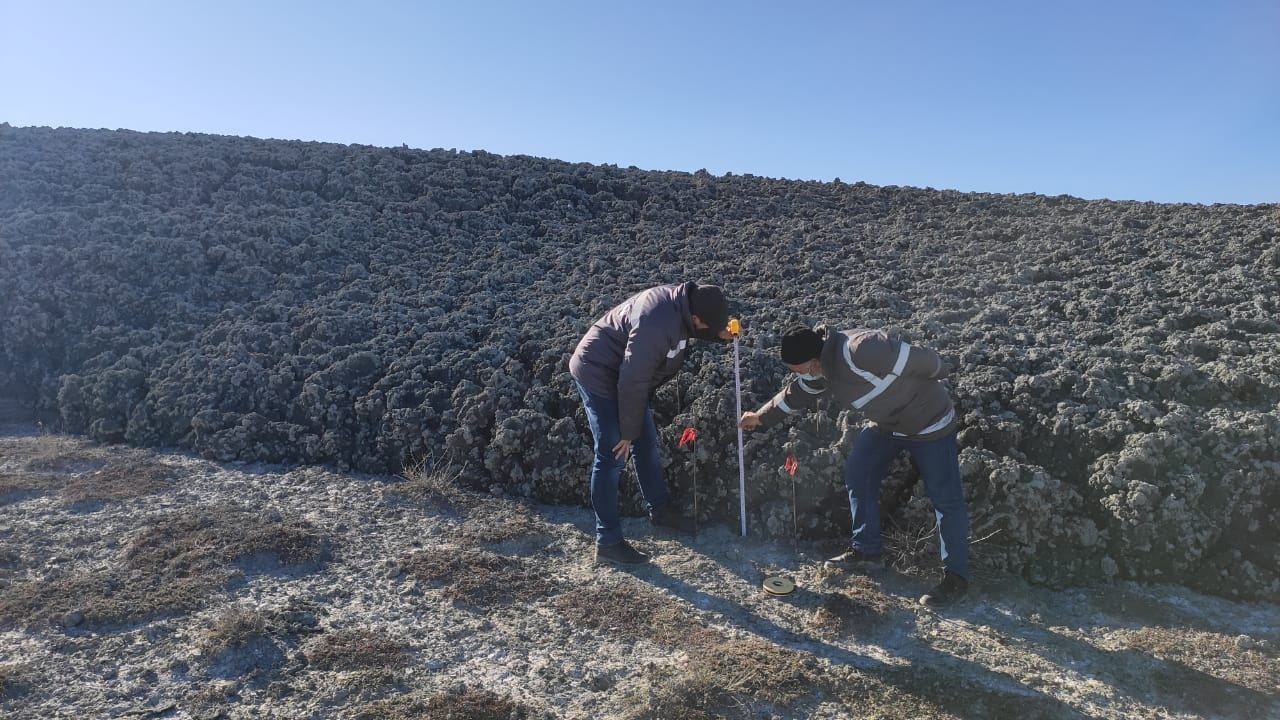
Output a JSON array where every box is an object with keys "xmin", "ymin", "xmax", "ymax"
[{"xmin": 1, "ymin": 125, "xmax": 1276, "ymax": 598}]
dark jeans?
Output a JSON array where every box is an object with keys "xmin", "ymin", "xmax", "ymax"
[
  {"xmin": 844, "ymin": 427, "xmax": 970, "ymax": 579},
  {"xmin": 574, "ymin": 380, "xmax": 670, "ymax": 546}
]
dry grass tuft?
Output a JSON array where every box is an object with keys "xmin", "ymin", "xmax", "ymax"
[
  {"xmin": 806, "ymin": 593, "xmax": 858, "ymax": 638},
  {"xmin": 884, "ymin": 522, "xmax": 943, "ymax": 577},
  {"xmin": 885, "ymin": 521, "xmax": 1004, "ymax": 584},
  {"xmin": 60, "ymin": 458, "xmax": 175, "ymax": 508},
  {"xmin": 454, "ymin": 504, "xmax": 552, "ymax": 547},
  {"xmin": 393, "ymin": 459, "xmax": 554, "ymax": 552},
  {"xmin": 401, "ymin": 547, "xmax": 553, "ymax": 607},
  {"xmin": 391, "ymin": 455, "xmax": 477, "ymax": 511},
  {"xmin": 1115, "ymin": 627, "xmax": 1279, "ymax": 694},
  {"xmin": 0, "ymin": 544, "xmax": 18, "ymax": 572},
  {"xmin": 0, "ymin": 471, "xmax": 62, "ymax": 505},
  {"xmin": 197, "ymin": 608, "xmax": 271, "ymax": 656},
  {"xmin": 304, "ymin": 629, "xmax": 410, "ymax": 671},
  {"xmin": 558, "ymin": 583, "xmax": 819, "ymax": 717},
  {"xmin": 620, "ymin": 634, "xmax": 817, "ymax": 719},
  {"xmin": 0, "ymin": 663, "xmax": 29, "ymax": 700},
  {"xmin": 124, "ymin": 505, "xmax": 328, "ymax": 571},
  {"xmin": 350, "ymin": 686, "xmax": 548, "ymax": 720},
  {"xmin": 0, "ymin": 505, "xmax": 329, "ymax": 628},
  {"xmin": 184, "ymin": 681, "xmax": 237, "ymax": 712},
  {"xmin": 554, "ymin": 582, "xmax": 702, "ymax": 649},
  {"xmin": 192, "ymin": 607, "xmax": 287, "ymax": 680},
  {"xmin": 17, "ymin": 434, "xmax": 107, "ymax": 474}
]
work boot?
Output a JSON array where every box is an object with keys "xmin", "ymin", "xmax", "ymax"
[
  {"xmin": 823, "ymin": 548, "xmax": 887, "ymax": 571},
  {"xmin": 649, "ymin": 503, "xmax": 695, "ymax": 534},
  {"xmin": 919, "ymin": 571, "xmax": 969, "ymax": 607},
  {"xmin": 595, "ymin": 540, "xmax": 649, "ymax": 566}
]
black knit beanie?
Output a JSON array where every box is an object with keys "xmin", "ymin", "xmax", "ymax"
[
  {"xmin": 688, "ymin": 284, "xmax": 729, "ymax": 331},
  {"xmin": 780, "ymin": 325, "xmax": 824, "ymax": 364}
]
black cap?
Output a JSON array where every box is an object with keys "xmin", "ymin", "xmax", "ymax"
[
  {"xmin": 688, "ymin": 284, "xmax": 729, "ymax": 331},
  {"xmin": 781, "ymin": 325, "xmax": 824, "ymax": 364}
]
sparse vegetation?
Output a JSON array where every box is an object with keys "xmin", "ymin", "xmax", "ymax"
[
  {"xmin": 304, "ymin": 629, "xmax": 410, "ymax": 671},
  {"xmin": 392, "ymin": 455, "xmax": 476, "ymax": 511},
  {"xmin": 0, "ymin": 544, "xmax": 18, "ymax": 571},
  {"xmin": 400, "ymin": 547, "xmax": 553, "ymax": 607},
  {"xmin": 622, "ymin": 636, "xmax": 815, "ymax": 720},
  {"xmin": 1111, "ymin": 627, "xmax": 1280, "ymax": 694},
  {"xmin": 0, "ymin": 663, "xmax": 32, "ymax": 701},
  {"xmin": 13, "ymin": 434, "xmax": 107, "ymax": 474},
  {"xmin": 0, "ymin": 471, "xmax": 61, "ymax": 505},
  {"xmin": 0, "ymin": 505, "xmax": 328, "ymax": 628},
  {"xmin": 554, "ymin": 582, "xmax": 702, "ymax": 648},
  {"xmin": 455, "ymin": 505, "xmax": 552, "ymax": 546},
  {"xmin": 558, "ymin": 582, "xmax": 823, "ymax": 717},
  {"xmin": 883, "ymin": 522, "xmax": 944, "ymax": 578},
  {"xmin": 0, "ymin": 414, "xmax": 1276, "ymax": 718},
  {"xmin": 197, "ymin": 608, "xmax": 271, "ymax": 657},
  {"xmin": 351, "ymin": 686, "xmax": 548, "ymax": 720},
  {"xmin": 60, "ymin": 457, "xmax": 174, "ymax": 508},
  {"xmin": 193, "ymin": 607, "xmax": 287, "ymax": 680}
]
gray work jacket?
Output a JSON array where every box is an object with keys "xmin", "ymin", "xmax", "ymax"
[
  {"xmin": 757, "ymin": 328, "xmax": 957, "ymax": 441},
  {"xmin": 570, "ymin": 283, "xmax": 697, "ymax": 440}
]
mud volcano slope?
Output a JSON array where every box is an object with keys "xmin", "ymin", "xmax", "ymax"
[{"xmin": 1, "ymin": 124, "xmax": 1277, "ymax": 599}]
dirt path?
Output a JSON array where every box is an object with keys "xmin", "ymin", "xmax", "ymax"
[{"xmin": 1, "ymin": 429, "xmax": 1276, "ymax": 719}]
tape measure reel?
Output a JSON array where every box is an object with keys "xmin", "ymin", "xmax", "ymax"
[{"xmin": 762, "ymin": 576, "xmax": 796, "ymax": 596}]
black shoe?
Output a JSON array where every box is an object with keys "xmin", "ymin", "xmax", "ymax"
[
  {"xmin": 823, "ymin": 548, "xmax": 886, "ymax": 571},
  {"xmin": 595, "ymin": 540, "xmax": 649, "ymax": 566},
  {"xmin": 920, "ymin": 571, "xmax": 969, "ymax": 607},
  {"xmin": 648, "ymin": 504, "xmax": 695, "ymax": 534}
]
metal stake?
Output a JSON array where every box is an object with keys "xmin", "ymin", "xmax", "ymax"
[{"xmin": 731, "ymin": 319, "xmax": 746, "ymax": 537}]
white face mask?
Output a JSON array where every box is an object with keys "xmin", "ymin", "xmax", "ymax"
[{"xmin": 796, "ymin": 372, "xmax": 821, "ymax": 381}]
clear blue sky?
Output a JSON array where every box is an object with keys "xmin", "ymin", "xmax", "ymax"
[{"xmin": 4, "ymin": 1, "xmax": 1278, "ymax": 204}]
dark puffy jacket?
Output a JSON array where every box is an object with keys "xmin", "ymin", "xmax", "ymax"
[
  {"xmin": 757, "ymin": 328, "xmax": 956, "ymax": 440},
  {"xmin": 570, "ymin": 283, "xmax": 696, "ymax": 440}
]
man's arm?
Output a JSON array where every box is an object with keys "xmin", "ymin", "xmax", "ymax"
[
  {"xmin": 900, "ymin": 342, "xmax": 951, "ymax": 380},
  {"xmin": 741, "ymin": 376, "xmax": 828, "ymax": 429}
]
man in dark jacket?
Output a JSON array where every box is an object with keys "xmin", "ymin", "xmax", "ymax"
[
  {"xmin": 570, "ymin": 282, "xmax": 732, "ymax": 565},
  {"xmin": 739, "ymin": 324, "xmax": 971, "ymax": 607}
]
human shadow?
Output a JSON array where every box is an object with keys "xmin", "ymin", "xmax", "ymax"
[
  {"xmin": 960, "ymin": 580, "xmax": 1280, "ymax": 720},
  {"xmin": 545, "ymin": 510, "xmax": 1277, "ymax": 718},
  {"xmin": 621, "ymin": 543, "xmax": 1094, "ymax": 720}
]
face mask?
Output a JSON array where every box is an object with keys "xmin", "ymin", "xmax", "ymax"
[{"xmin": 794, "ymin": 360, "xmax": 822, "ymax": 380}]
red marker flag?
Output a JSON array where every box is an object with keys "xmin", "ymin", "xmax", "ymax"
[
  {"xmin": 784, "ymin": 454, "xmax": 798, "ymax": 477},
  {"xmin": 679, "ymin": 427, "xmax": 698, "ymax": 449}
]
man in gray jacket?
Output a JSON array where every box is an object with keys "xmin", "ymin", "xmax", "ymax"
[
  {"xmin": 739, "ymin": 324, "xmax": 970, "ymax": 607},
  {"xmin": 570, "ymin": 282, "xmax": 733, "ymax": 565}
]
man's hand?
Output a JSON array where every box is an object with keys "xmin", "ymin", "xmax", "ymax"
[
  {"xmin": 738, "ymin": 411, "xmax": 761, "ymax": 430},
  {"xmin": 612, "ymin": 438, "xmax": 632, "ymax": 460},
  {"xmin": 719, "ymin": 328, "xmax": 735, "ymax": 340}
]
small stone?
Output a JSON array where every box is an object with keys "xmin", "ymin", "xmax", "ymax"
[
  {"xmin": 1234, "ymin": 634, "xmax": 1256, "ymax": 650},
  {"xmin": 62, "ymin": 610, "xmax": 85, "ymax": 627}
]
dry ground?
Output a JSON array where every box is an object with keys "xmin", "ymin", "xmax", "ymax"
[{"xmin": 1, "ymin": 426, "xmax": 1276, "ymax": 719}]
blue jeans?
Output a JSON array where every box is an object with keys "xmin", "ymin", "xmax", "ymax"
[
  {"xmin": 844, "ymin": 428, "xmax": 970, "ymax": 579},
  {"xmin": 575, "ymin": 380, "xmax": 670, "ymax": 546}
]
